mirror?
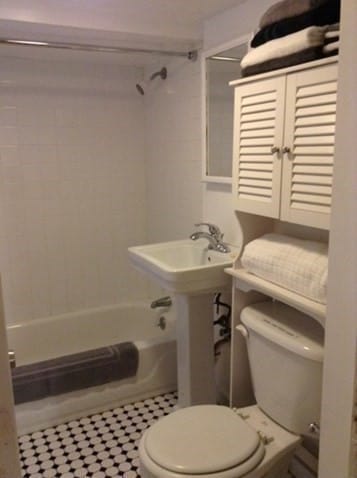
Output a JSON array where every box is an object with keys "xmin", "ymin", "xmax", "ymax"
[{"xmin": 203, "ymin": 38, "xmax": 248, "ymax": 182}]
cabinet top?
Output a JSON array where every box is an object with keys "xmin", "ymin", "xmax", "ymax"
[{"xmin": 230, "ymin": 56, "xmax": 337, "ymax": 87}]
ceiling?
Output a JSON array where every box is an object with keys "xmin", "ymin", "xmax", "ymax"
[
  {"xmin": 0, "ymin": 0, "xmax": 246, "ymax": 65},
  {"xmin": 0, "ymin": 0, "xmax": 247, "ymax": 66},
  {"xmin": 0, "ymin": 0, "xmax": 245, "ymax": 43}
]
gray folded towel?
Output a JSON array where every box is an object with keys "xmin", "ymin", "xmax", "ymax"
[
  {"xmin": 259, "ymin": 0, "xmax": 330, "ymax": 29},
  {"xmin": 252, "ymin": 0, "xmax": 340, "ymax": 48}
]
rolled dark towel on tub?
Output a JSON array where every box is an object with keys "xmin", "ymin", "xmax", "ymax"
[{"xmin": 12, "ymin": 341, "xmax": 139, "ymax": 404}]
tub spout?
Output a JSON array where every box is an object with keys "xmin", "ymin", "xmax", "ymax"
[{"xmin": 150, "ymin": 296, "xmax": 172, "ymax": 309}]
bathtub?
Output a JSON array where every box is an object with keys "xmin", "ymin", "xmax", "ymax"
[{"xmin": 7, "ymin": 300, "xmax": 177, "ymax": 435}]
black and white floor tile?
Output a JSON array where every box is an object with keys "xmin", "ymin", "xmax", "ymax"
[{"xmin": 19, "ymin": 391, "xmax": 177, "ymax": 478}]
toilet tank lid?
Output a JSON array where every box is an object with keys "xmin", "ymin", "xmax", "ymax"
[{"xmin": 241, "ymin": 301, "xmax": 324, "ymax": 362}]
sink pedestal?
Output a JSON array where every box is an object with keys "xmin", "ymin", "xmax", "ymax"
[
  {"xmin": 175, "ymin": 293, "xmax": 216, "ymax": 407},
  {"xmin": 128, "ymin": 239, "xmax": 238, "ymax": 408}
]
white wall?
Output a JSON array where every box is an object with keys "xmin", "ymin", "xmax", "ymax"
[
  {"xmin": 318, "ymin": 0, "xmax": 357, "ymax": 475},
  {"xmin": 0, "ymin": 54, "xmax": 149, "ymax": 326},
  {"xmin": 203, "ymin": 0, "xmax": 276, "ymax": 51},
  {"xmin": 144, "ymin": 57, "xmax": 203, "ymax": 243}
]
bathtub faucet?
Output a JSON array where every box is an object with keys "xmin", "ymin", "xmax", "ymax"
[
  {"xmin": 190, "ymin": 222, "xmax": 230, "ymax": 253},
  {"xmin": 150, "ymin": 296, "xmax": 172, "ymax": 309}
]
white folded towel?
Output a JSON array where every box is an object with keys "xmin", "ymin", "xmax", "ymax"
[
  {"xmin": 325, "ymin": 30, "xmax": 340, "ymax": 39},
  {"xmin": 323, "ymin": 41, "xmax": 339, "ymax": 54},
  {"xmin": 241, "ymin": 26, "xmax": 326, "ymax": 69},
  {"xmin": 241, "ymin": 233, "xmax": 328, "ymax": 303}
]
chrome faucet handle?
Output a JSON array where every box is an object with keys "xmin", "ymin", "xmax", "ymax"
[{"xmin": 194, "ymin": 222, "xmax": 223, "ymax": 239}]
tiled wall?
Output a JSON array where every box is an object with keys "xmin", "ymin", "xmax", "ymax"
[
  {"xmin": 0, "ymin": 56, "xmax": 149, "ymax": 325},
  {"xmin": 144, "ymin": 57, "xmax": 203, "ymax": 244},
  {"xmin": 0, "ymin": 53, "xmax": 204, "ymax": 326}
]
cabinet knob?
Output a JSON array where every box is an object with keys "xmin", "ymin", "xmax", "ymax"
[
  {"xmin": 282, "ymin": 146, "xmax": 291, "ymax": 155},
  {"xmin": 271, "ymin": 146, "xmax": 280, "ymax": 155}
]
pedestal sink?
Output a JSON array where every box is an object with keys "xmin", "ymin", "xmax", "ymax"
[{"xmin": 128, "ymin": 239, "xmax": 238, "ymax": 407}]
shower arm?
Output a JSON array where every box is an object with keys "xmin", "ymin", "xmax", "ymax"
[{"xmin": 150, "ymin": 67, "xmax": 167, "ymax": 81}]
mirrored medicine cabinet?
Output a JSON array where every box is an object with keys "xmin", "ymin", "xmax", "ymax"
[{"xmin": 202, "ymin": 36, "xmax": 249, "ymax": 183}]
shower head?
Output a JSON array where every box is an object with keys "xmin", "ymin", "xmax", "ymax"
[
  {"xmin": 136, "ymin": 83, "xmax": 145, "ymax": 95},
  {"xmin": 135, "ymin": 67, "xmax": 167, "ymax": 95}
]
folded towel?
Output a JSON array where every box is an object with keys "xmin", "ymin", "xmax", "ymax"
[
  {"xmin": 259, "ymin": 0, "xmax": 330, "ymax": 29},
  {"xmin": 241, "ymin": 233, "xmax": 328, "ymax": 303},
  {"xmin": 325, "ymin": 29, "xmax": 340, "ymax": 39},
  {"xmin": 252, "ymin": 0, "xmax": 340, "ymax": 47},
  {"xmin": 241, "ymin": 26, "xmax": 326, "ymax": 70},
  {"xmin": 326, "ymin": 22, "xmax": 340, "ymax": 32},
  {"xmin": 323, "ymin": 40, "xmax": 340, "ymax": 53},
  {"xmin": 241, "ymin": 46, "xmax": 323, "ymax": 77},
  {"xmin": 323, "ymin": 28, "xmax": 340, "ymax": 55}
]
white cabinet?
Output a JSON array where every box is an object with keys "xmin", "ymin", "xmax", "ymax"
[{"xmin": 232, "ymin": 59, "xmax": 338, "ymax": 229}]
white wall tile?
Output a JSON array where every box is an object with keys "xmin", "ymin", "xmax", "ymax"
[
  {"xmin": 0, "ymin": 106, "xmax": 17, "ymax": 126},
  {"xmin": 0, "ymin": 56, "xmax": 149, "ymax": 325},
  {"xmin": 0, "ymin": 53, "xmax": 207, "ymax": 326},
  {"xmin": 0, "ymin": 126, "xmax": 18, "ymax": 146},
  {"xmin": 144, "ymin": 57, "xmax": 203, "ymax": 244}
]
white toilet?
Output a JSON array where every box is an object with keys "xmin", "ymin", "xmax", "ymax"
[{"xmin": 139, "ymin": 300, "xmax": 324, "ymax": 478}]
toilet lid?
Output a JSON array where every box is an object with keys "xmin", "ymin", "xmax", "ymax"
[{"xmin": 144, "ymin": 405, "xmax": 262, "ymax": 474}]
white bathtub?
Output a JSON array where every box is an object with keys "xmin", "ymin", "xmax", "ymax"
[{"xmin": 7, "ymin": 301, "xmax": 177, "ymax": 434}]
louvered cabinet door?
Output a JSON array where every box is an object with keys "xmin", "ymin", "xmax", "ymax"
[
  {"xmin": 233, "ymin": 76, "xmax": 286, "ymax": 218},
  {"xmin": 281, "ymin": 63, "xmax": 338, "ymax": 229}
]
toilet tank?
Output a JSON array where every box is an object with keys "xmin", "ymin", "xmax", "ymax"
[{"xmin": 240, "ymin": 301, "xmax": 324, "ymax": 436}]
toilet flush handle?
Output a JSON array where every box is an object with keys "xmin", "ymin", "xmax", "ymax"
[{"xmin": 236, "ymin": 324, "xmax": 249, "ymax": 338}]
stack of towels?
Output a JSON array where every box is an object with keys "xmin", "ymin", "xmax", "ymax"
[
  {"xmin": 241, "ymin": 233, "xmax": 328, "ymax": 304},
  {"xmin": 241, "ymin": 0, "xmax": 340, "ymax": 77}
]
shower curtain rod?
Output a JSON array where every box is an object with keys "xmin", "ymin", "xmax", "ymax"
[{"xmin": 0, "ymin": 38, "xmax": 198, "ymax": 60}]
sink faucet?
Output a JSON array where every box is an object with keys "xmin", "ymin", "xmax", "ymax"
[{"xmin": 190, "ymin": 223, "xmax": 230, "ymax": 253}]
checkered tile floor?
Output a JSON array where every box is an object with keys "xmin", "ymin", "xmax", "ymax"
[{"xmin": 19, "ymin": 391, "xmax": 177, "ymax": 478}]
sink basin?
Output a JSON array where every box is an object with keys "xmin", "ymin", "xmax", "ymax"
[{"xmin": 128, "ymin": 239, "xmax": 238, "ymax": 293}]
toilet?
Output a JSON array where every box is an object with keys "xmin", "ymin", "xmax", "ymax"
[{"xmin": 139, "ymin": 300, "xmax": 324, "ymax": 478}]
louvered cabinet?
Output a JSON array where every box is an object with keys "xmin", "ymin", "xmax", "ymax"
[{"xmin": 232, "ymin": 59, "xmax": 337, "ymax": 229}]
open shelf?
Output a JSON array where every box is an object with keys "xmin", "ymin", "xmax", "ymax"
[{"xmin": 225, "ymin": 266, "xmax": 326, "ymax": 327}]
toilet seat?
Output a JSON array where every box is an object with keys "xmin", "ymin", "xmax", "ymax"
[{"xmin": 140, "ymin": 405, "xmax": 265, "ymax": 478}]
